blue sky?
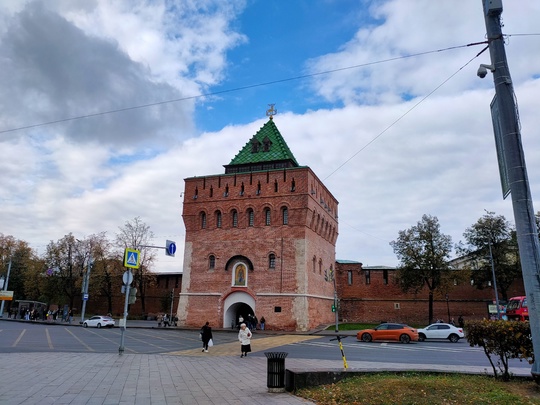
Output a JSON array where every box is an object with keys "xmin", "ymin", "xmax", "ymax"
[
  {"xmin": 194, "ymin": 0, "xmax": 366, "ymax": 131},
  {"xmin": 0, "ymin": 0, "xmax": 539, "ymax": 273}
]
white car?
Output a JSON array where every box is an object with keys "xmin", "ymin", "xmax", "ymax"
[
  {"xmin": 83, "ymin": 315, "xmax": 115, "ymax": 328},
  {"xmin": 417, "ymin": 323, "xmax": 464, "ymax": 343}
]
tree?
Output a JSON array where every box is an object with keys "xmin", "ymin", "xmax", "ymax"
[
  {"xmin": 457, "ymin": 211, "xmax": 521, "ymax": 302},
  {"xmin": 0, "ymin": 234, "xmax": 42, "ymax": 314},
  {"xmin": 115, "ymin": 217, "xmax": 157, "ymax": 313},
  {"xmin": 87, "ymin": 232, "xmax": 123, "ymax": 314},
  {"xmin": 43, "ymin": 234, "xmax": 86, "ymax": 309},
  {"xmin": 390, "ymin": 214, "xmax": 454, "ymax": 324}
]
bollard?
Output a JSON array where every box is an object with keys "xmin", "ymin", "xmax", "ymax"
[{"xmin": 264, "ymin": 352, "xmax": 288, "ymax": 392}]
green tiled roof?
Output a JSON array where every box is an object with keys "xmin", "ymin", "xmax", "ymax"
[{"xmin": 228, "ymin": 119, "xmax": 299, "ymax": 166}]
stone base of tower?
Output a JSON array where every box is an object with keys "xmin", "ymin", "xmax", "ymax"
[{"xmin": 177, "ymin": 292, "xmax": 335, "ymax": 332}]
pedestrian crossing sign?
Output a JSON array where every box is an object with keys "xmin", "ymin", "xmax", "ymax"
[{"xmin": 123, "ymin": 248, "xmax": 140, "ymax": 269}]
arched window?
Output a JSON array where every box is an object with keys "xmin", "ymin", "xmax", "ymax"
[
  {"xmin": 274, "ymin": 179, "xmax": 278, "ymax": 192},
  {"xmin": 232, "ymin": 210, "xmax": 238, "ymax": 227},
  {"xmin": 209, "ymin": 186, "xmax": 213, "ymax": 197},
  {"xmin": 269, "ymin": 253, "xmax": 276, "ymax": 269},
  {"xmin": 200, "ymin": 212, "xmax": 206, "ymax": 229},
  {"xmin": 312, "ymin": 256, "xmax": 316, "ymax": 273},
  {"xmin": 264, "ymin": 208, "xmax": 271, "ymax": 226},
  {"xmin": 209, "ymin": 255, "xmax": 215, "ymax": 270},
  {"xmin": 216, "ymin": 210, "xmax": 222, "ymax": 228},
  {"xmin": 247, "ymin": 209, "xmax": 254, "ymax": 227},
  {"xmin": 319, "ymin": 259, "xmax": 322, "ymax": 275},
  {"xmin": 282, "ymin": 207, "xmax": 288, "ymax": 225},
  {"xmin": 290, "ymin": 179, "xmax": 296, "ymax": 192}
]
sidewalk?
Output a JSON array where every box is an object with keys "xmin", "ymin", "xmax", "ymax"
[{"xmin": 0, "ymin": 319, "xmax": 532, "ymax": 404}]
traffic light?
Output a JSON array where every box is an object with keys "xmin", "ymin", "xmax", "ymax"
[{"xmin": 128, "ymin": 287, "xmax": 137, "ymax": 304}]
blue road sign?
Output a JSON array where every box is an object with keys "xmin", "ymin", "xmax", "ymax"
[{"xmin": 166, "ymin": 240, "xmax": 177, "ymax": 257}]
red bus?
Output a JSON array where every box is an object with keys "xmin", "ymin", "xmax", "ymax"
[{"xmin": 505, "ymin": 296, "xmax": 528, "ymax": 321}]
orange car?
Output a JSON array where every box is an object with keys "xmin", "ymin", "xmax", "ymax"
[{"xmin": 356, "ymin": 323, "xmax": 419, "ymax": 343}]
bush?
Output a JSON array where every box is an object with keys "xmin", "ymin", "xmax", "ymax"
[{"xmin": 466, "ymin": 320, "xmax": 533, "ymax": 380}]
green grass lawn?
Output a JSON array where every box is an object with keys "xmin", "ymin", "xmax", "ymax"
[{"xmin": 295, "ymin": 372, "xmax": 540, "ymax": 405}]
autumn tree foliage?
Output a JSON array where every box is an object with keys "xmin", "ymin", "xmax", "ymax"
[{"xmin": 466, "ymin": 319, "xmax": 533, "ymax": 381}]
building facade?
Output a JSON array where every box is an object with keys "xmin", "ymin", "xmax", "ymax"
[
  {"xmin": 336, "ymin": 261, "xmax": 526, "ymax": 325},
  {"xmin": 177, "ymin": 116, "xmax": 338, "ymax": 331}
]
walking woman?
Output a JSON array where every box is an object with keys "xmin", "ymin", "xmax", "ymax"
[
  {"xmin": 238, "ymin": 323, "xmax": 252, "ymax": 357},
  {"xmin": 201, "ymin": 321, "xmax": 213, "ymax": 353}
]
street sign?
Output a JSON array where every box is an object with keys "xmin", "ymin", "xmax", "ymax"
[
  {"xmin": 166, "ymin": 240, "xmax": 177, "ymax": 257},
  {"xmin": 123, "ymin": 248, "xmax": 140, "ymax": 269},
  {"xmin": 0, "ymin": 291, "xmax": 13, "ymax": 301},
  {"xmin": 83, "ymin": 294, "xmax": 89, "ymax": 301},
  {"xmin": 122, "ymin": 270, "xmax": 134, "ymax": 285}
]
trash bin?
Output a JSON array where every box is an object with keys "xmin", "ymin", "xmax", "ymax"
[{"xmin": 265, "ymin": 352, "xmax": 288, "ymax": 392}]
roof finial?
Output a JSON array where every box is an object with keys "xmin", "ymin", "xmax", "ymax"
[{"xmin": 266, "ymin": 104, "xmax": 277, "ymax": 120}]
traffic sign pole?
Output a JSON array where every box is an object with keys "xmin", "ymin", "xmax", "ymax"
[{"xmin": 119, "ymin": 268, "xmax": 131, "ymax": 355}]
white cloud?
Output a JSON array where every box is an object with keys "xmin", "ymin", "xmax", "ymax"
[{"xmin": 1, "ymin": 0, "xmax": 539, "ymax": 273}]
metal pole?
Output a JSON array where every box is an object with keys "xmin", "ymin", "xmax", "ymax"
[
  {"xmin": 80, "ymin": 256, "xmax": 92, "ymax": 324},
  {"xmin": 169, "ymin": 288, "xmax": 174, "ymax": 322},
  {"xmin": 446, "ymin": 294, "xmax": 451, "ymax": 323},
  {"xmin": 333, "ymin": 273, "xmax": 339, "ymax": 333},
  {"xmin": 0, "ymin": 259, "xmax": 12, "ymax": 318},
  {"xmin": 119, "ymin": 270, "xmax": 131, "ymax": 355},
  {"xmin": 482, "ymin": 0, "xmax": 540, "ymax": 378},
  {"xmin": 488, "ymin": 241, "xmax": 501, "ymax": 319}
]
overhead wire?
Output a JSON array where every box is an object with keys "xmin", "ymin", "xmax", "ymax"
[
  {"xmin": 0, "ymin": 41, "xmax": 487, "ymax": 135},
  {"xmin": 323, "ymin": 45, "xmax": 490, "ymax": 180}
]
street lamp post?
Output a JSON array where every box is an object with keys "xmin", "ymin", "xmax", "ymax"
[
  {"xmin": 79, "ymin": 256, "xmax": 93, "ymax": 324},
  {"xmin": 488, "ymin": 241, "xmax": 502, "ymax": 319},
  {"xmin": 445, "ymin": 294, "xmax": 451, "ymax": 323}
]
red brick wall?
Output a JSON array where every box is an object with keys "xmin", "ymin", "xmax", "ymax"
[
  {"xmin": 336, "ymin": 262, "xmax": 526, "ymax": 325},
  {"xmin": 178, "ymin": 167, "xmax": 339, "ymax": 331}
]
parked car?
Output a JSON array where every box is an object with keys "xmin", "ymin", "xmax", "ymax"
[
  {"xmin": 83, "ymin": 315, "xmax": 115, "ymax": 328},
  {"xmin": 417, "ymin": 323, "xmax": 464, "ymax": 343},
  {"xmin": 356, "ymin": 323, "xmax": 419, "ymax": 343}
]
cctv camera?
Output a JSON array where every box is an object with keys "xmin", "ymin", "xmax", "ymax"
[{"xmin": 477, "ymin": 64, "xmax": 494, "ymax": 79}]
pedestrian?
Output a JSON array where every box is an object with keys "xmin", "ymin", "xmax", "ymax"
[
  {"xmin": 260, "ymin": 316, "xmax": 266, "ymax": 330},
  {"xmin": 237, "ymin": 315, "xmax": 244, "ymax": 330},
  {"xmin": 157, "ymin": 314, "xmax": 163, "ymax": 327},
  {"xmin": 200, "ymin": 321, "xmax": 213, "ymax": 353},
  {"xmin": 68, "ymin": 309, "xmax": 73, "ymax": 324},
  {"xmin": 238, "ymin": 323, "xmax": 252, "ymax": 358},
  {"xmin": 458, "ymin": 315, "xmax": 464, "ymax": 329},
  {"xmin": 163, "ymin": 314, "xmax": 169, "ymax": 327}
]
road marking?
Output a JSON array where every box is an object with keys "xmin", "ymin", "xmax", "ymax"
[
  {"xmin": 12, "ymin": 329, "xmax": 26, "ymax": 347},
  {"xmin": 292, "ymin": 340, "xmax": 482, "ymax": 354},
  {"xmin": 45, "ymin": 328, "xmax": 54, "ymax": 349},
  {"xmin": 167, "ymin": 334, "xmax": 321, "ymax": 356},
  {"xmin": 65, "ymin": 328, "xmax": 95, "ymax": 352}
]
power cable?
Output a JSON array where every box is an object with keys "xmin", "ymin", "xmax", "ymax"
[
  {"xmin": 323, "ymin": 46, "xmax": 489, "ymax": 180},
  {"xmin": 0, "ymin": 41, "xmax": 487, "ymax": 135}
]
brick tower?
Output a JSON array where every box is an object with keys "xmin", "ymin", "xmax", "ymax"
[{"xmin": 177, "ymin": 111, "xmax": 338, "ymax": 331}]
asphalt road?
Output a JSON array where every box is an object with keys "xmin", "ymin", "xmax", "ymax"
[{"xmin": 0, "ymin": 319, "xmax": 516, "ymax": 372}]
